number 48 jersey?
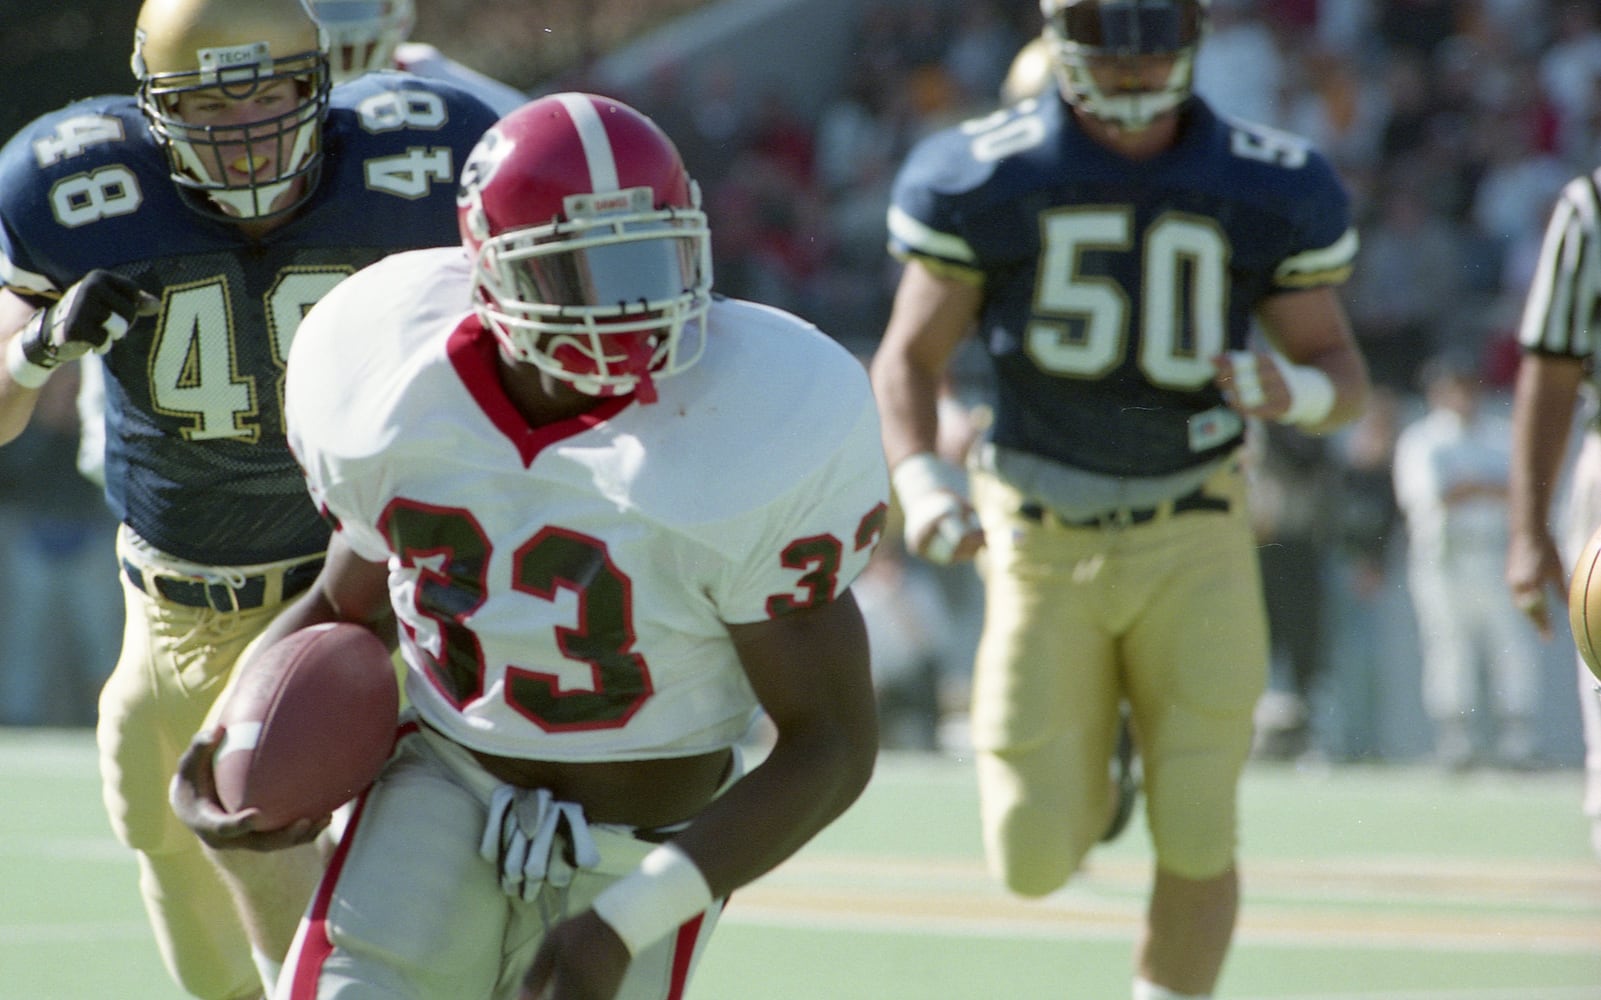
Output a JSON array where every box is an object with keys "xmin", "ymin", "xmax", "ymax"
[
  {"xmin": 888, "ymin": 94, "xmax": 1357, "ymax": 478},
  {"xmin": 286, "ymin": 248, "xmax": 890, "ymax": 761},
  {"xmin": 0, "ymin": 72, "xmax": 501, "ymax": 566}
]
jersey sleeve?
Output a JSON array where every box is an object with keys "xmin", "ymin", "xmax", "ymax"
[
  {"xmin": 1517, "ymin": 170, "xmax": 1601, "ymax": 359},
  {"xmin": 1260, "ymin": 132, "xmax": 1359, "ymax": 293},
  {"xmin": 708, "ymin": 354, "xmax": 889, "ymax": 625},
  {"xmin": 886, "ymin": 125, "xmax": 992, "ymax": 281},
  {"xmin": 392, "ymin": 44, "xmax": 528, "ymax": 117},
  {"xmin": 292, "ymin": 443, "xmax": 392, "ymax": 564},
  {"xmin": 0, "ymin": 98, "xmax": 148, "ymax": 298},
  {"xmin": 0, "ymin": 112, "xmax": 59, "ymax": 295}
]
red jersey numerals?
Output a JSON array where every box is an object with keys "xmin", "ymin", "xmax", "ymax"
[
  {"xmin": 379, "ymin": 499, "xmax": 888, "ymax": 728},
  {"xmin": 381, "ymin": 503, "xmax": 648, "ymax": 732},
  {"xmin": 765, "ymin": 502, "xmax": 888, "ymax": 617}
]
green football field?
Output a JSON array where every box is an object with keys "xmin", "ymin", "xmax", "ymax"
[{"xmin": 3, "ymin": 727, "xmax": 1598, "ymax": 999}]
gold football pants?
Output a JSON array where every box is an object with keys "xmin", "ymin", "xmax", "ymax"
[
  {"xmin": 97, "ymin": 530, "xmax": 323, "ymax": 1000},
  {"xmin": 969, "ymin": 462, "xmax": 1266, "ymax": 891}
]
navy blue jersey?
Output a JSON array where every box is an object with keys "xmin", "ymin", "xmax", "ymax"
[
  {"xmin": 0, "ymin": 72, "xmax": 500, "ymax": 564},
  {"xmin": 888, "ymin": 95, "xmax": 1357, "ymax": 478}
]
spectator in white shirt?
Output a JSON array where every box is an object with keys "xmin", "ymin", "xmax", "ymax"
[{"xmin": 1395, "ymin": 354, "xmax": 1541, "ymax": 770}]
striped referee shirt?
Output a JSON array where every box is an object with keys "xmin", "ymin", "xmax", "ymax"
[{"xmin": 1520, "ymin": 169, "xmax": 1601, "ymax": 358}]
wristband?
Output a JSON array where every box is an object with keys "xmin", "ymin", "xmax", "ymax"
[
  {"xmin": 1277, "ymin": 359, "xmax": 1336, "ymax": 426},
  {"xmin": 590, "ymin": 842, "xmax": 714, "ymax": 957},
  {"xmin": 891, "ymin": 451, "xmax": 964, "ymax": 505},
  {"xmin": 5, "ymin": 329, "xmax": 52, "ymax": 389},
  {"xmin": 891, "ymin": 452, "xmax": 975, "ymax": 564}
]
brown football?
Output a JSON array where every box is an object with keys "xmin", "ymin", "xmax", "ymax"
[{"xmin": 213, "ymin": 623, "xmax": 399, "ymax": 830}]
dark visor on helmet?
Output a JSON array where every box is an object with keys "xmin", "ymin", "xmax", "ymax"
[
  {"xmin": 512, "ymin": 235, "xmax": 700, "ymax": 310},
  {"xmin": 1052, "ymin": 1, "xmax": 1202, "ymax": 55}
]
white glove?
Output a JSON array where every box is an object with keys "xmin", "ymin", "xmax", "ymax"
[{"xmin": 479, "ymin": 785, "xmax": 599, "ymax": 902}]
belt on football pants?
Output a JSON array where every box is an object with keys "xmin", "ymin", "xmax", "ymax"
[
  {"xmin": 1018, "ymin": 486, "xmax": 1230, "ymax": 530},
  {"xmin": 121, "ymin": 557, "xmax": 324, "ymax": 611}
]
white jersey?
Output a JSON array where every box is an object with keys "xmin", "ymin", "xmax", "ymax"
[
  {"xmin": 286, "ymin": 247, "xmax": 888, "ymax": 762},
  {"xmin": 1393, "ymin": 404, "xmax": 1516, "ymax": 561},
  {"xmin": 394, "ymin": 42, "xmax": 528, "ymax": 116}
]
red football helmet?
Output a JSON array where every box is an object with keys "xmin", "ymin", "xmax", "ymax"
[{"xmin": 457, "ymin": 93, "xmax": 712, "ymax": 402}]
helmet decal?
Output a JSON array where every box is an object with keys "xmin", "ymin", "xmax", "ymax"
[{"xmin": 558, "ymin": 92, "xmax": 623, "ymax": 193}]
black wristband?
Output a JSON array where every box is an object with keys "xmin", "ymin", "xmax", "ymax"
[{"xmin": 19, "ymin": 308, "xmax": 61, "ymax": 371}]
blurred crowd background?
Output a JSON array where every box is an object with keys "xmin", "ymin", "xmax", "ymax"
[{"xmin": 2, "ymin": 0, "xmax": 1597, "ymax": 772}]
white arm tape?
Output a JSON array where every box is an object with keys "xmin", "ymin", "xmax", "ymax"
[
  {"xmin": 1277, "ymin": 357, "xmax": 1336, "ymax": 426},
  {"xmin": 1228, "ymin": 351, "xmax": 1264, "ymax": 408},
  {"xmin": 590, "ymin": 842, "xmax": 714, "ymax": 957},
  {"xmin": 891, "ymin": 452, "xmax": 974, "ymax": 564},
  {"xmin": 5, "ymin": 332, "xmax": 52, "ymax": 389},
  {"xmin": 891, "ymin": 450, "xmax": 965, "ymax": 503}
]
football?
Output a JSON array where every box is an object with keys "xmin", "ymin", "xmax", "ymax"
[
  {"xmin": 1569, "ymin": 523, "xmax": 1601, "ymax": 683},
  {"xmin": 213, "ymin": 622, "xmax": 400, "ymax": 830}
]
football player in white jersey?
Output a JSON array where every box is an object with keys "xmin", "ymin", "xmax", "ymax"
[{"xmin": 173, "ymin": 93, "xmax": 889, "ymax": 1000}]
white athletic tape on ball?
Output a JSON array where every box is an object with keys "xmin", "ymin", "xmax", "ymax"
[
  {"xmin": 1228, "ymin": 351, "xmax": 1264, "ymax": 408},
  {"xmin": 214, "ymin": 722, "xmax": 262, "ymax": 762}
]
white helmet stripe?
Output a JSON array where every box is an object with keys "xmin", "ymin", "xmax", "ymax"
[{"xmin": 557, "ymin": 93, "xmax": 620, "ymax": 193}]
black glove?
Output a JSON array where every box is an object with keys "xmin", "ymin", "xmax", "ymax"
[{"xmin": 7, "ymin": 270, "xmax": 158, "ymax": 387}]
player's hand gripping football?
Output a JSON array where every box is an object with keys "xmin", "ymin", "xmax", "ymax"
[
  {"xmin": 7, "ymin": 270, "xmax": 160, "ymax": 388},
  {"xmin": 169, "ymin": 727, "xmax": 330, "ymax": 852},
  {"xmin": 519, "ymin": 910, "xmax": 630, "ymax": 1000}
]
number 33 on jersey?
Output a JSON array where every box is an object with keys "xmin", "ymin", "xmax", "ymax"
[{"xmin": 287, "ymin": 248, "xmax": 890, "ymax": 760}]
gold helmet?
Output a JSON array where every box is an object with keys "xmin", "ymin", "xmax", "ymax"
[{"xmin": 131, "ymin": 0, "xmax": 331, "ymax": 221}]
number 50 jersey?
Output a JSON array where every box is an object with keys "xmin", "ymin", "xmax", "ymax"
[
  {"xmin": 0, "ymin": 72, "xmax": 501, "ymax": 566},
  {"xmin": 889, "ymin": 95, "xmax": 1358, "ymax": 478},
  {"xmin": 286, "ymin": 248, "xmax": 890, "ymax": 760}
]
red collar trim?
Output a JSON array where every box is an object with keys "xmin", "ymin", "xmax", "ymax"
[{"xmin": 446, "ymin": 319, "xmax": 631, "ymax": 467}]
